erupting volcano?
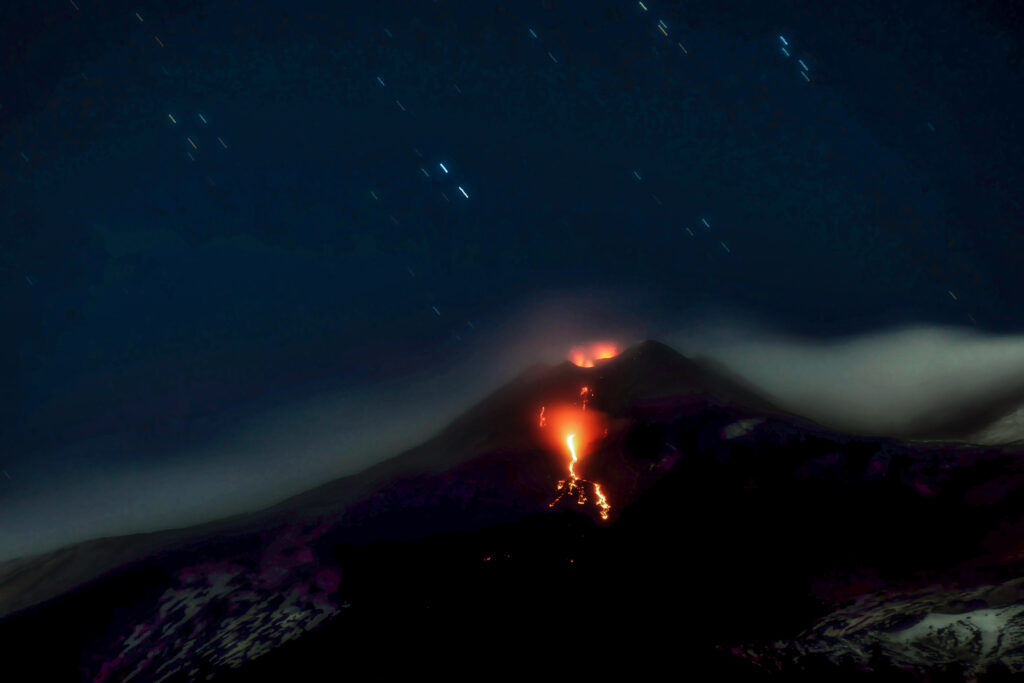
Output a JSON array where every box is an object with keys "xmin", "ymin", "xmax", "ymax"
[
  {"xmin": 6, "ymin": 338, "xmax": 1024, "ymax": 681},
  {"xmin": 538, "ymin": 385, "xmax": 611, "ymax": 520}
]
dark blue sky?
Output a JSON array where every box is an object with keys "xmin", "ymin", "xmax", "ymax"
[{"xmin": 1, "ymin": 0, "xmax": 1022, "ymax": 557}]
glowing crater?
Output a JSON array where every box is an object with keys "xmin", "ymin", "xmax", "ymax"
[{"xmin": 568, "ymin": 342, "xmax": 620, "ymax": 368}]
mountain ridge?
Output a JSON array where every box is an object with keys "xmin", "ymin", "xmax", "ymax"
[{"xmin": 0, "ymin": 339, "xmax": 787, "ymax": 620}]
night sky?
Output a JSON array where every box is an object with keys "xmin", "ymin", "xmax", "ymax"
[{"xmin": 2, "ymin": 0, "xmax": 1023, "ymax": 560}]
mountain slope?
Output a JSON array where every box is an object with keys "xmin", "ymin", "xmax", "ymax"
[
  {"xmin": 0, "ymin": 340, "xmax": 787, "ymax": 621},
  {"xmin": 3, "ymin": 339, "xmax": 1021, "ymax": 680}
]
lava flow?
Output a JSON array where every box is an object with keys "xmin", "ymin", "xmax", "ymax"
[
  {"xmin": 538, "ymin": 388, "xmax": 611, "ymax": 521},
  {"xmin": 550, "ymin": 433, "xmax": 611, "ymax": 520}
]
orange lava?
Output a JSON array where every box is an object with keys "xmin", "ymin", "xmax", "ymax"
[
  {"xmin": 592, "ymin": 482, "xmax": 611, "ymax": 520},
  {"xmin": 579, "ymin": 386, "xmax": 591, "ymax": 410},
  {"xmin": 537, "ymin": 388, "xmax": 612, "ymax": 521},
  {"xmin": 568, "ymin": 342, "xmax": 620, "ymax": 367}
]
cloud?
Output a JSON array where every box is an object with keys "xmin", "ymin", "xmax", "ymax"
[{"xmin": 667, "ymin": 317, "xmax": 1024, "ymax": 443}]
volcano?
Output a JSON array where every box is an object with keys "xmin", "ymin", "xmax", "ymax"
[{"xmin": 2, "ymin": 340, "xmax": 1024, "ymax": 681}]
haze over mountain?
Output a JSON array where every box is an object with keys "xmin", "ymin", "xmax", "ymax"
[{"xmin": 3, "ymin": 308, "xmax": 1024, "ymax": 566}]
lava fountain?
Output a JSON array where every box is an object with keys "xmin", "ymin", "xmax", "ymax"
[{"xmin": 537, "ymin": 388, "xmax": 611, "ymax": 520}]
